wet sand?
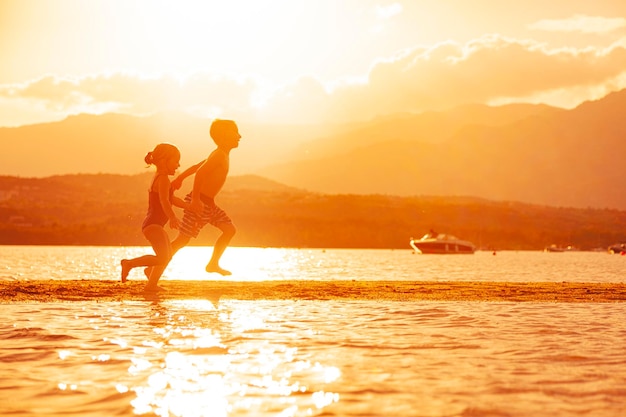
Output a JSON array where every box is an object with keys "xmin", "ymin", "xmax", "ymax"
[{"xmin": 1, "ymin": 280, "xmax": 625, "ymax": 303}]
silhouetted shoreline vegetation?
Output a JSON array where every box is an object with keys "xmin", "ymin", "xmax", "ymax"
[{"xmin": 1, "ymin": 173, "xmax": 625, "ymax": 250}]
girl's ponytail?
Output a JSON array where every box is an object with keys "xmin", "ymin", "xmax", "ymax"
[{"xmin": 144, "ymin": 151, "xmax": 154, "ymax": 166}]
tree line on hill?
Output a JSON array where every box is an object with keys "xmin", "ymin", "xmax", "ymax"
[{"xmin": 1, "ymin": 173, "xmax": 625, "ymax": 250}]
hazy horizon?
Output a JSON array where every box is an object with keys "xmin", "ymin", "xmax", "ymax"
[{"xmin": 2, "ymin": 1, "xmax": 626, "ymax": 208}]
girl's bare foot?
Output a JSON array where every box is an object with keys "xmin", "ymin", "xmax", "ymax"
[
  {"xmin": 144, "ymin": 284, "xmax": 165, "ymax": 293},
  {"xmin": 120, "ymin": 259, "xmax": 131, "ymax": 283},
  {"xmin": 206, "ymin": 263, "xmax": 231, "ymax": 276}
]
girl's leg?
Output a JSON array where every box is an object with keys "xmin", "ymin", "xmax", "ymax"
[
  {"xmin": 143, "ymin": 226, "xmax": 173, "ymax": 291},
  {"xmin": 145, "ymin": 231, "xmax": 191, "ymax": 284},
  {"xmin": 120, "ymin": 225, "xmax": 171, "ymax": 283}
]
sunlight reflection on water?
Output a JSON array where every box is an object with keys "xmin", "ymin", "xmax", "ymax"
[
  {"xmin": 1, "ymin": 245, "xmax": 625, "ymax": 282},
  {"xmin": 2, "ymin": 246, "xmax": 626, "ymax": 416},
  {"xmin": 2, "ymin": 299, "xmax": 626, "ymax": 416},
  {"xmin": 124, "ymin": 300, "xmax": 341, "ymax": 417}
]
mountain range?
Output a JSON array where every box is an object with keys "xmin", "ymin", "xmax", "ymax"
[
  {"xmin": 259, "ymin": 91, "xmax": 626, "ymax": 209},
  {"xmin": 2, "ymin": 90, "xmax": 626, "ymax": 209}
]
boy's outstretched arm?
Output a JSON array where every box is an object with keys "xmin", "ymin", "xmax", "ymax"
[{"xmin": 171, "ymin": 160, "xmax": 205, "ymax": 190}]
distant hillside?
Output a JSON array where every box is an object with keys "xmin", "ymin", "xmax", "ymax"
[
  {"xmin": 287, "ymin": 102, "xmax": 561, "ymax": 160},
  {"xmin": 226, "ymin": 174, "xmax": 303, "ymax": 193},
  {"xmin": 0, "ymin": 112, "xmax": 344, "ymax": 177},
  {"xmin": 259, "ymin": 90, "xmax": 626, "ymax": 209},
  {"xmin": 1, "ymin": 173, "xmax": 626, "ymax": 250},
  {"xmin": 2, "ymin": 90, "xmax": 625, "ymax": 209}
]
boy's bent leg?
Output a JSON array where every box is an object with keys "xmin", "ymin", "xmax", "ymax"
[
  {"xmin": 171, "ymin": 232, "xmax": 192, "ymax": 253},
  {"xmin": 206, "ymin": 222, "xmax": 236, "ymax": 276}
]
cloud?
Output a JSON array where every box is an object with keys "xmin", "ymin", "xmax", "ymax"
[
  {"xmin": 529, "ymin": 15, "xmax": 626, "ymax": 34},
  {"xmin": 314, "ymin": 36, "xmax": 626, "ymax": 120},
  {"xmin": 2, "ymin": 34, "xmax": 626, "ymax": 125},
  {"xmin": 375, "ymin": 3, "xmax": 403, "ymax": 19},
  {"xmin": 0, "ymin": 72, "xmax": 259, "ymax": 121}
]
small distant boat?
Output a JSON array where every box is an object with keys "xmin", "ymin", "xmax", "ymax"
[
  {"xmin": 608, "ymin": 243, "xmax": 626, "ymax": 254},
  {"xmin": 544, "ymin": 244, "xmax": 566, "ymax": 252},
  {"xmin": 410, "ymin": 231, "xmax": 476, "ymax": 254}
]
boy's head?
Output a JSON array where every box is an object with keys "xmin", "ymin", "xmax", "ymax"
[{"xmin": 210, "ymin": 119, "xmax": 241, "ymax": 149}]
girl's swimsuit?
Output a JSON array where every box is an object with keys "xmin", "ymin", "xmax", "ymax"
[{"xmin": 141, "ymin": 178, "xmax": 173, "ymax": 230}]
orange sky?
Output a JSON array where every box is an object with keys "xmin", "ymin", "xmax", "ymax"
[{"xmin": 1, "ymin": 0, "xmax": 626, "ymax": 127}]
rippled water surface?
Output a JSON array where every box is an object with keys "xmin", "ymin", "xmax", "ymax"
[{"xmin": 1, "ymin": 246, "xmax": 625, "ymax": 416}]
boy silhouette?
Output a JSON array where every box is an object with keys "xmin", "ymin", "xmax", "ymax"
[{"xmin": 146, "ymin": 119, "xmax": 241, "ymax": 287}]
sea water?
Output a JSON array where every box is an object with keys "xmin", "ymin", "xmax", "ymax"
[
  {"xmin": 1, "ymin": 246, "xmax": 625, "ymax": 417},
  {"xmin": 1, "ymin": 245, "xmax": 625, "ymax": 283}
]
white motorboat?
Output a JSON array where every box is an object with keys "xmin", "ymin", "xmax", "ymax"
[{"xmin": 410, "ymin": 231, "xmax": 476, "ymax": 254}]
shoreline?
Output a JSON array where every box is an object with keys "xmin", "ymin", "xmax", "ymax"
[{"xmin": 1, "ymin": 280, "xmax": 625, "ymax": 303}]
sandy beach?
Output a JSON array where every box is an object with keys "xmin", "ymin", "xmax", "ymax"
[{"xmin": 1, "ymin": 280, "xmax": 625, "ymax": 303}]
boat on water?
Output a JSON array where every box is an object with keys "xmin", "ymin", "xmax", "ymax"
[
  {"xmin": 544, "ymin": 244, "xmax": 578, "ymax": 252},
  {"xmin": 608, "ymin": 243, "xmax": 626, "ymax": 254},
  {"xmin": 544, "ymin": 245, "xmax": 566, "ymax": 252},
  {"xmin": 409, "ymin": 231, "xmax": 476, "ymax": 254}
]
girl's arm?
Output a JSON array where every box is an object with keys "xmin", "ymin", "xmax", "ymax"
[
  {"xmin": 171, "ymin": 195, "xmax": 189, "ymax": 210},
  {"xmin": 171, "ymin": 160, "xmax": 205, "ymax": 190},
  {"xmin": 156, "ymin": 176, "xmax": 180, "ymax": 229}
]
